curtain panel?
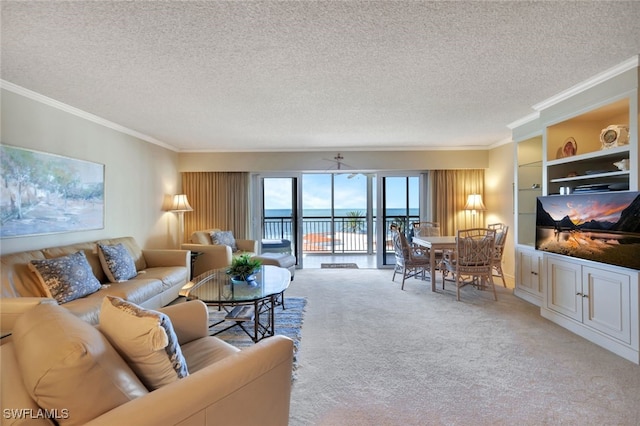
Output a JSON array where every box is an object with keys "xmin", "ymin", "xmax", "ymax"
[
  {"xmin": 429, "ymin": 169, "xmax": 485, "ymax": 236},
  {"xmin": 181, "ymin": 172, "xmax": 250, "ymax": 242}
]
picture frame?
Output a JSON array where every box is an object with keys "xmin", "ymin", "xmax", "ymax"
[{"xmin": 0, "ymin": 145, "xmax": 105, "ymax": 238}]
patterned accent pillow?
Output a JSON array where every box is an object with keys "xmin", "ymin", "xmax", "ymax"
[
  {"xmin": 97, "ymin": 243, "xmax": 137, "ymax": 282},
  {"xmin": 211, "ymin": 230, "xmax": 237, "ymax": 251},
  {"xmin": 99, "ymin": 296, "xmax": 189, "ymax": 390},
  {"xmin": 28, "ymin": 251, "xmax": 101, "ymax": 304}
]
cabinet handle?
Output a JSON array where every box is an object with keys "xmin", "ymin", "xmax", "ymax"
[
  {"xmin": 576, "ymin": 292, "xmax": 582, "ymax": 296},
  {"xmin": 582, "ymin": 294, "xmax": 589, "ymax": 298},
  {"xmin": 531, "ymin": 271, "xmax": 538, "ymax": 276}
]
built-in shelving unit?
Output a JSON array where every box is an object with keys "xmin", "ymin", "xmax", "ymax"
[
  {"xmin": 544, "ymin": 97, "xmax": 633, "ymax": 195},
  {"xmin": 511, "ymin": 56, "xmax": 640, "ymax": 362},
  {"xmin": 516, "ymin": 139, "xmax": 543, "ymax": 246},
  {"xmin": 513, "ymin": 135, "xmax": 544, "ymax": 305}
]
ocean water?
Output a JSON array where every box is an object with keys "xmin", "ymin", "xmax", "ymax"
[
  {"xmin": 265, "ymin": 208, "xmax": 418, "ymax": 217},
  {"xmin": 263, "ymin": 208, "xmax": 419, "ymax": 240}
]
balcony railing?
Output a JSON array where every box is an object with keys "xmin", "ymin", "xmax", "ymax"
[{"xmin": 263, "ymin": 215, "xmax": 418, "ymax": 253}]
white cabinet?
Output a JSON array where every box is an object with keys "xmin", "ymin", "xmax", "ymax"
[
  {"xmin": 545, "ymin": 256, "xmax": 582, "ymax": 321},
  {"xmin": 514, "ymin": 247, "xmax": 542, "ymax": 306},
  {"xmin": 582, "ymin": 265, "xmax": 631, "ymax": 345},
  {"xmin": 509, "ymin": 57, "xmax": 640, "ymax": 363},
  {"xmin": 542, "ymin": 254, "xmax": 638, "ymax": 363}
]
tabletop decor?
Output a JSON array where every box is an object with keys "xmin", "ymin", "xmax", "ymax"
[{"xmin": 226, "ymin": 254, "xmax": 262, "ymax": 283}]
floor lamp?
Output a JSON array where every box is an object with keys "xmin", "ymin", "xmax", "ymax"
[
  {"xmin": 464, "ymin": 194, "xmax": 486, "ymax": 228},
  {"xmin": 169, "ymin": 194, "xmax": 193, "ymax": 246}
]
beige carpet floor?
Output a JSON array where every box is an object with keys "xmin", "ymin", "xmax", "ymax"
[{"xmin": 285, "ymin": 268, "xmax": 640, "ymax": 426}]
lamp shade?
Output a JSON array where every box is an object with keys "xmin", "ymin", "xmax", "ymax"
[
  {"xmin": 169, "ymin": 194, "xmax": 193, "ymax": 212},
  {"xmin": 464, "ymin": 194, "xmax": 486, "ymax": 211}
]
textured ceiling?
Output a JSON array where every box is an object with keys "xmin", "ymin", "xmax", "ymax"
[{"xmin": 2, "ymin": 1, "xmax": 640, "ymax": 152}]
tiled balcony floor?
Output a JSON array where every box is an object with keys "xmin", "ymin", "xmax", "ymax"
[{"xmin": 301, "ymin": 253, "xmax": 383, "ymax": 269}]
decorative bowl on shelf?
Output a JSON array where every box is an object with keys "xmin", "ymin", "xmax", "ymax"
[{"xmin": 556, "ymin": 137, "xmax": 577, "ymax": 159}]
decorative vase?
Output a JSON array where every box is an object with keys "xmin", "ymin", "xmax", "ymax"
[{"xmin": 230, "ymin": 273, "xmax": 257, "ymax": 285}]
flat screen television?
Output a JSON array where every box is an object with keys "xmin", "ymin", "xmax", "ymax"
[{"xmin": 536, "ymin": 191, "xmax": 640, "ymax": 270}]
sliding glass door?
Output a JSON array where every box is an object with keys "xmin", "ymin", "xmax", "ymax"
[
  {"xmin": 301, "ymin": 173, "xmax": 373, "ymax": 254},
  {"xmin": 256, "ymin": 175, "xmax": 301, "ymax": 266},
  {"xmin": 377, "ymin": 173, "xmax": 427, "ymax": 267},
  {"xmin": 254, "ymin": 171, "xmax": 427, "ymax": 269}
]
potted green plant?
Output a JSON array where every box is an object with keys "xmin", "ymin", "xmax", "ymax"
[{"xmin": 226, "ymin": 254, "xmax": 262, "ymax": 283}]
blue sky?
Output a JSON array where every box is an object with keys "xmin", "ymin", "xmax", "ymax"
[{"xmin": 263, "ymin": 174, "xmax": 418, "ymax": 210}]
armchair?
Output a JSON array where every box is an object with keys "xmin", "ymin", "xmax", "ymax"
[{"xmin": 181, "ymin": 229, "xmax": 258, "ymax": 277}]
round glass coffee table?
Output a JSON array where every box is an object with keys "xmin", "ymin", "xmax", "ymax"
[{"xmin": 184, "ymin": 265, "xmax": 291, "ymax": 342}]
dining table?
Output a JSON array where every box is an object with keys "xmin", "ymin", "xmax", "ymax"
[{"xmin": 411, "ymin": 235, "xmax": 457, "ymax": 292}]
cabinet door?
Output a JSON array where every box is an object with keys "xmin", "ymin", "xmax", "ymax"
[
  {"xmin": 583, "ymin": 266, "xmax": 631, "ymax": 345},
  {"xmin": 546, "ymin": 257, "xmax": 582, "ymax": 321},
  {"xmin": 517, "ymin": 248, "xmax": 542, "ymax": 296}
]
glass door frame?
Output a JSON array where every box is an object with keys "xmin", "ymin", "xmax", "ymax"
[
  {"xmin": 375, "ymin": 171, "xmax": 430, "ymax": 268},
  {"xmin": 251, "ymin": 173, "xmax": 303, "ymax": 268}
]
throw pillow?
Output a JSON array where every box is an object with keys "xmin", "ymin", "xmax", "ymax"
[
  {"xmin": 97, "ymin": 242, "xmax": 137, "ymax": 282},
  {"xmin": 211, "ymin": 230, "xmax": 237, "ymax": 251},
  {"xmin": 99, "ymin": 296, "xmax": 189, "ymax": 390},
  {"xmin": 28, "ymin": 251, "xmax": 101, "ymax": 304}
]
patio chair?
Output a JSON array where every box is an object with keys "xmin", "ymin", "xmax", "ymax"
[
  {"xmin": 488, "ymin": 223, "xmax": 509, "ymax": 287},
  {"xmin": 441, "ymin": 228, "xmax": 497, "ymax": 301},
  {"xmin": 390, "ymin": 224, "xmax": 431, "ymax": 290}
]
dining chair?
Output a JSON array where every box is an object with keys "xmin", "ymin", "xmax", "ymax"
[
  {"xmin": 412, "ymin": 221, "xmax": 443, "ymax": 272},
  {"xmin": 441, "ymin": 228, "xmax": 497, "ymax": 301},
  {"xmin": 390, "ymin": 224, "xmax": 431, "ymax": 290},
  {"xmin": 488, "ymin": 223, "xmax": 509, "ymax": 287},
  {"xmin": 412, "ymin": 221, "xmax": 441, "ymax": 238}
]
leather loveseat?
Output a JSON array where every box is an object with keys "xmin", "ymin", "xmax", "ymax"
[
  {"xmin": 0, "ymin": 299, "xmax": 294, "ymax": 426},
  {"xmin": 0, "ymin": 236, "xmax": 189, "ymax": 326}
]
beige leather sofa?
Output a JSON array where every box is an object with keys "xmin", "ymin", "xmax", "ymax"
[
  {"xmin": 182, "ymin": 229, "xmax": 257, "ymax": 277},
  {"xmin": 0, "ymin": 237, "xmax": 189, "ymax": 326},
  {"xmin": 0, "ymin": 299, "xmax": 294, "ymax": 426}
]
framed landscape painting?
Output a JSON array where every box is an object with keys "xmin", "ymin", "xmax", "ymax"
[{"xmin": 0, "ymin": 145, "xmax": 104, "ymax": 238}]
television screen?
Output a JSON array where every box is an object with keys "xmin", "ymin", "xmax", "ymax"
[{"xmin": 536, "ymin": 191, "xmax": 640, "ymax": 270}]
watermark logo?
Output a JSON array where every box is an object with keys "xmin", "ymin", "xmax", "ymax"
[{"xmin": 3, "ymin": 408, "xmax": 69, "ymax": 420}]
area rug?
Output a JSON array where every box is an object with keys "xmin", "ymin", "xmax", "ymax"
[
  {"xmin": 208, "ymin": 297, "xmax": 307, "ymax": 373},
  {"xmin": 320, "ymin": 263, "xmax": 359, "ymax": 269}
]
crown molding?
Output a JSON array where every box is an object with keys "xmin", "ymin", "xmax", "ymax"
[
  {"xmin": 532, "ymin": 55, "xmax": 639, "ymax": 112},
  {"xmin": 488, "ymin": 137, "xmax": 514, "ymax": 149},
  {"xmin": 507, "ymin": 111, "xmax": 540, "ymax": 130},
  {"xmin": 0, "ymin": 80, "xmax": 179, "ymax": 152}
]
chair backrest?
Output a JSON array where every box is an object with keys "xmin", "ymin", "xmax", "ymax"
[
  {"xmin": 412, "ymin": 221, "xmax": 441, "ymax": 237},
  {"xmin": 390, "ymin": 224, "xmax": 411, "ymax": 264},
  {"xmin": 455, "ymin": 228, "xmax": 496, "ymax": 268},
  {"xmin": 488, "ymin": 223, "xmax": 509, "ymax": 260}
]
